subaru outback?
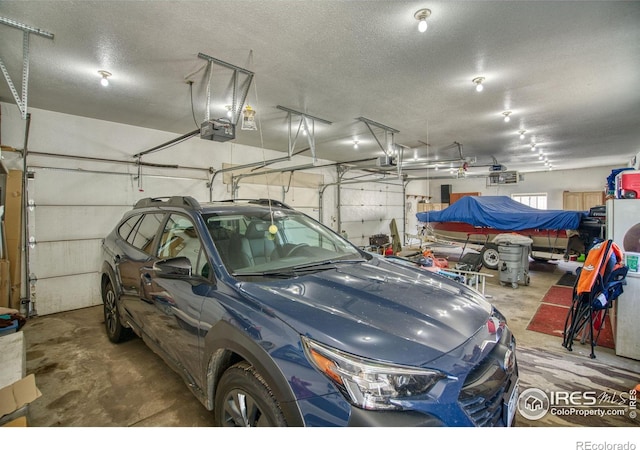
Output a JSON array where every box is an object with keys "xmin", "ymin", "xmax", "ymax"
[{"xmin": 100, "ymin": 196, "xmax": 518, "ymax": 426}]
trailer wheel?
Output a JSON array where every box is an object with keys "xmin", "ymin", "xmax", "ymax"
[{"xmin": 480, "ymin": 244, "xmax": 500, "ymax": 270}]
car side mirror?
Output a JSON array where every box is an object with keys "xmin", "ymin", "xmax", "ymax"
[{"xmin": 153, "ymin": 256, "xmax": 192, "ymax": 278}]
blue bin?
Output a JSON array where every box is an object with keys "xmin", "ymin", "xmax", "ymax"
[{"xmin": 0, "ymin": 319, "xmax": 19, "ymax": 337}]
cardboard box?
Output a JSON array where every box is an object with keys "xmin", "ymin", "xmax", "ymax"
[
  {"xmin": 0, "ymin": 374, "xmax": 41, "ymax": 420},
  {"xmin": 2, "ymin": 416, "xmax": 27, "ymax": 427}
]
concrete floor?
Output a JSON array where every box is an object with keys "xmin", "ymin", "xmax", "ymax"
[{"xmin": 17, "ymin": 255, "xmax": 640, "ymax": 427}]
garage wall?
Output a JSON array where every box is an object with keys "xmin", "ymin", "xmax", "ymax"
[
  {"xmin": 427, "ymin": 166, "xmax": 623, "ymax": 209},
  {"xmin": 0, "ymin": 102, "xmax": 339, "ymax": 315}
]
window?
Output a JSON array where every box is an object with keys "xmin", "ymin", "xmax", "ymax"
[
  {"xmin": 512, "ymin": 193, "xmax": 547, "ymax": 210},
  {"xmin": 158, "ymin": 214, "xmax": 207, "ymax": 277},
  {"xmin": 118, "ymin": 214, "xmax": 163, "ymax": 254}
]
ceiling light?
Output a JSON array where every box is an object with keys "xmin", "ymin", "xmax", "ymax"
[
  {"xmin": 98, "ymin": 70, "xmax": 111, "ymax": 87},
  {"xmin": 434, "ymin": 165, "xmax": 439, "ymax": 171},
  {"xmin": 353, "ymin": 140, "xmax": 359, "ymax": 149},
  {"xmin": 225, "ymin": 105, "xmax": 233, "ymax": 118},
  {"xmin": 519, "ymin": 130, "xmax": 526, "ymax": 140},
  {"xmin": 538, "ymin": 154, "xmax": 543, "ymax": 160},
  {"xmin": 413, "ymin": 149, "xmax": 418, "ymax": 161},
  {"xmin": 414, "ymin": 9, "xmax": 431, "ymax": 33},
  {"xmin": 530, "ymin": 143, "xmax": 536, "ymax": 151},
  {"xmin": 502, "ymin": 111, "xmax": 512, "ymax": 123},
  {"xmin": 472, "ymin": 77, "xmax": 485, "ymax": 92}
]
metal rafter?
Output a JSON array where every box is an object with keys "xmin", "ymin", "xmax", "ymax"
[
  {"xmin": 197, "ymin": 52, "xmax": 254, "ymax": 126},
  {"xmin": 276, "ymin": 105, "xmax": 332, "ymax": 163},
  {"xmin": 0, "ymin": 17, "xmax": 54, "ymax": 119}
]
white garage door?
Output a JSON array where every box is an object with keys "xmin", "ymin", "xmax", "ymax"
[
  {"xmin": 338, "ymin": 181, "xmax": 404, "ymax": 249},
  {"xmin": 26, "ymin": 166, "xmax": 210, "ymax": 316}
]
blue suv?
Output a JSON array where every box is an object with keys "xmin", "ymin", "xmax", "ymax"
[{"xmin": 100, "ymin": 196, "xmax": 518, "ymax": 426}]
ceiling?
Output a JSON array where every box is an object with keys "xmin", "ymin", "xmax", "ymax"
[{"xmin": 1, "ymin": 1, "xmax": 639, "ymax": 178}]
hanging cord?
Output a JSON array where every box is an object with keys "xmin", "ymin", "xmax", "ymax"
[{"xmin": 247, "ymin": 50, "xmax": 276, "ymax": 232}]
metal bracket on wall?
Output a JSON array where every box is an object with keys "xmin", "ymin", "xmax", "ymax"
[
  {"xmin": 0, "ymin": 17, "xmax": 54, "ymax": 119},
  {"xmin": 276, "ymin": 105, "xmax": 332, "ymax": 164}
]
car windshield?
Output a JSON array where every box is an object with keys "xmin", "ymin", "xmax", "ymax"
[{"xmin": 203, "ymin": 209, "xmax": 367, "ymax": 276}]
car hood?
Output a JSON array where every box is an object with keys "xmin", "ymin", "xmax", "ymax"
[{"xmin": 237, "ymin": 257, "xmax": 492, "ymax": 366}]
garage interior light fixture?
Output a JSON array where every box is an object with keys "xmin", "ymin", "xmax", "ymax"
[
  {"xmin": 502, "ymin": 111, "xmax": 512, "ymax": 123},
  {"xmin": 472, "ymin": 77, "xmax": 485, "ymax": 92},
  {"xmin": 530, "ymin": 143, "xmax": 536, "ymax": 151},
  {"xmin": 98, "ymin": 70, "xmax": 111, "ymax": 87},
  {"xmin": 519, "ymin": 130, "xmax": 526, "ymax": 140},
  {"xmin": 414, "ymin": 8, "xmax": 431, "ymax": 32},
  {"xmin": 353, "ymin": 140, "xmax": 359, "ymax": 149}
]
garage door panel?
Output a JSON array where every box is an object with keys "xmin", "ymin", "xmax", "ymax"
[
  {"xmin": 30, "ymin": 240, "xmax": 102, "ymax": 279},
  {"xmin": 34, "ymin": 274, "xmax": 102, "ymax": 316},
  {"xmin": 32, "ymin": 169, "xmax": 211, "ymax": 205},
  {"xmin": 33, "ymin": 206, "xmax": 130, "ymax": 241},
  {"xmin": 339, "ymin": 182, "xmax": 404, "ymax": 248},
  {"xmin": 32, "ymin": 170, "xmax": 135, "ymax": 205}
]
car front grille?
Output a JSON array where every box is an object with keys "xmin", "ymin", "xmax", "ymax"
[
  {"xmin": 458, "ymin": 343, "xmax": 516, "ymax": 427},
  {"xmin": 459, "ymin": 378, "xmax": 508, "ymax": 426}
]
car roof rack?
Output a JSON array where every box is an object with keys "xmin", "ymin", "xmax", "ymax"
[
  {"xmin": 215, "ymin": 198, "xmax": 293, "ymax": 210},
  {"xmin": 134, "ymin": 196, "xmax": 202, "ymax": 210}
]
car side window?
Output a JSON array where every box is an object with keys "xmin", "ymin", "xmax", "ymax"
[
  {"xmin": 157, "ymin": 214, "xmax": 207, "ymax": 277},
  {"xmin": 118, "ymin": 214, "xmax": 142, "ymax": 242},
  {"xmin": 129, "ymin": 213, "xmax": 164, "ymax": 254}
]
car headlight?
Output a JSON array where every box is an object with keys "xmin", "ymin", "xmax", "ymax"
[{"xmin": 302, "ymin": 336, "xmax": 448, "ymax": 411}]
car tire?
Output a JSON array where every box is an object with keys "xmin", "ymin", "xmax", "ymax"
[
  {"xmin": 102, "ymin": 280, "xmax": 132, "ymax": 343},
  {"xmin": 480, "ymin": 244, "xmax": 500, "ymax": 270},
  {"xmin": 214, "ymin": 361, "xmax": 287, "ymax": 427}
]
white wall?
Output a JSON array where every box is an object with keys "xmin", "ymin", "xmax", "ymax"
[
  {"xmin": 0, "ymin": 102, "xmax": 341, "ymax": 315},
  {"xmin": 427, "ymin": 167, "xmax": 625, "ymax": 209}
]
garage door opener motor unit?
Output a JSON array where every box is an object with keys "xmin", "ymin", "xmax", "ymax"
[{"xmin": 200, "ymin": 119, "xmax": 235, "ymax": 142}]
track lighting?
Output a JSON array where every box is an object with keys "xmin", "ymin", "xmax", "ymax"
[
  {"xmin": 472, "ymin": 77, "xmax": 485, "ymax": 92},
  {"xmin": 502, "ymin": 111, "xmax": 512, "ymax": 123},
  {"xmin": 414, "ymin": 9, "xmax": 431, "ymax": 33},
  {"xmin": 98, "ymin": 70, "xmax": 111, "ymax": 87}
]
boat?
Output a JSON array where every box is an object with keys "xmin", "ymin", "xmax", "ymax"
[{"xmin": 415, "ymin": 196, "xmax": 589, "ymax": 269}]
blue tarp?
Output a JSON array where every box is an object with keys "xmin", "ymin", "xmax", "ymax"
[{"xmin": 416, "ymin": 196, "xmax": 587, "ymax": 231}]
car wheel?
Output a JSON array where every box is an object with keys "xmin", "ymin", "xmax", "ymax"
[
  {"xmin": 480, "ymin": 244, "xmax": 500, "ymax": 270},
  {"xmin": 102, "ymin": 280, "xmax": 132, "ymax": 343},
  {"xmin": 214, "ymin": 362, "xmax": 287, "ymax": 427}
]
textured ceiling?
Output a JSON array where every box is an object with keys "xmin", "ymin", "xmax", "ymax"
[{"xmin": 1, "ymin": 1, "xmax": 639, "ymax": 177}]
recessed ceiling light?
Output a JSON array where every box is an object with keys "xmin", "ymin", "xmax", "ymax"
[
  {"xmin": 414, "ymin": 9, "xmax": 431, "ymax": 33},
  {"xmin": 98, "ymin": 70, "xmax": 111, "ymax": 87},
  {"xmin": 472, "ymin": 77, "xmax": 485, "ymax": 92}
]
